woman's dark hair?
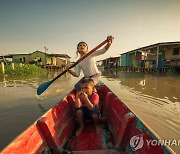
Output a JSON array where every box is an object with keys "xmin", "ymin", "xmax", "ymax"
[{"xmin": 76, "ymin": 41, "xmax": 88, "ymax": 57}]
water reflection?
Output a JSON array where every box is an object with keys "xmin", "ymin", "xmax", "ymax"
[
  {"xmin": 2, "ymin": 76, "xmax": 7, "ymax": 87},
  {"xmin": 0, "ymin": 70, "xmax": 76, "ymax": 114},
  {"xmin": 101, "ymin": 69, "xmax": 180, "ymax": 103},
  {"xmin": 0, "ymin": 70, "xmax": 71, "ymax": 94},
  {"xmin": 100, "ymin": 69, "xmax": 180, "ymax": 153},
  {"xmin": 0, "ymin": 70, "xmax": 77, "ymax": 150}
]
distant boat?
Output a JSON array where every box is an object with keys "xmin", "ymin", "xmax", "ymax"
[{"xmin": 1, "ymin": 83, "xmax": 174, "ymax": 154}]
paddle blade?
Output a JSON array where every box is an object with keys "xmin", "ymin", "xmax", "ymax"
[{"xmin": 37, "ymin": 81, "xmax": 52, "ymax": 95}]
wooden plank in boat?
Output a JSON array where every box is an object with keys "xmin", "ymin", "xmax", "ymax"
[{"xmin": 37, "ymin": 98, "xmax": 75, "ymax": 153}]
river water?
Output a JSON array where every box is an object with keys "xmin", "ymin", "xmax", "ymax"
[{"xmin": 0, "ymin": 69, "xmax": 179, "ymax": 153}]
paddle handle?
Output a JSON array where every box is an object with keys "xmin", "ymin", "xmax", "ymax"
[{"xmin": 51, "ymin": 39, "xmax": 108, "ymax": 83}]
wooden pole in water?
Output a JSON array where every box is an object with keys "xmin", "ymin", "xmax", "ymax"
[
  {"xmin": 156, "ymin": 46, "xmax": 159, "ymax": 69},
  {"xmin": 1, "ymin": 62, "xmax": 5, "ymax": 74}
]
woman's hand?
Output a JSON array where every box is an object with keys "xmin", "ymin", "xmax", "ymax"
[
  {"xmin": 105, "ymin": 35, "xmax": 114, "ymax": 50},
  {"xmin": 67, "ymin": 68, "xmax": 77, "ymax": 77},
  {"xmin": 66, "ymin": 67, "xmax": 72, "ymax": 72},
  {"xmin": 107, "ymin": 36, "xmax": 114, "ymax": 45}
]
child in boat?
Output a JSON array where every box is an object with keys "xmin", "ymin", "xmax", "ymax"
[
  {"xmin": 75, "ymin": 77, "xmax": 101, "ymax": 135},
  {"xmin": 68, "ymin": 36, "xmax": 114, "ymax": 90}
]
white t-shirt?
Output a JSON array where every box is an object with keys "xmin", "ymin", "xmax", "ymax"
[{"xmin": 75, "ymin": 48, "xmax": 107, "ymax": 77}]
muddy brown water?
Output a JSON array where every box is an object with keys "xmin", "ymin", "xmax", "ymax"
[{"xmin": 0, "ymin": 70, "xmax": 179, "ymax": 153}]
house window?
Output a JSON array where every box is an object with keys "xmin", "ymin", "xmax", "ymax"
[
  {"xmin": 173, "ymin": 47, "xmax": 180, "ymax": 55},
  {"xmin": 38, "ymin": 58, "xmax": 41, "ymax": 62},
  {"xmin": 20, "ymin": 57, "xmax": 25, "ymax": 62}
]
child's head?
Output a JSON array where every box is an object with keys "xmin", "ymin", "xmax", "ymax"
[
  {"xmin": 80, "ymin": 77, "xmax": 95, "ymax": 95},
  {"xmin": 76, "ymin": 41, "xmax": 88, "ymax": 56}
]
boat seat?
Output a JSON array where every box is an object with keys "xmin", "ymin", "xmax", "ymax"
[
  {"xmin": 97, "ymin": 85, "xmax": 111, "ymax": 108},
  {"xmin": 102, "ymin": 91, "xmax": 136, "ymax": 150},
  {"xmin": 102, "ymin": 91, "xmax": 116, "ymax": 117},
  {"xmin": 1, "ymin": 123, "xmax": 50, "ymax": 154},
  {"xmin": 37, "ymin": 98, "xmax": 75, "ymax": 153},
  {"xmin": 115, "ymin": 112, "xmax": 135, "ymax": 150}
]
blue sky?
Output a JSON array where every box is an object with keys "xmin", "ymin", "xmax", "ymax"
[{"xmin": 0, "ymin": 0, "xmax": 180, "ymax": 61}]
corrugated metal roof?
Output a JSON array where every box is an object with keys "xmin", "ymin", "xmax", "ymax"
[{"xmin": 121, "ymin": 41, "xmax": 180, "ymax": 55}]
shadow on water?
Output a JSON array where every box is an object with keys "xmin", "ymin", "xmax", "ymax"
[{"xmin": 37, "ymin": 104, "xmax": 48, "ymax": 113}]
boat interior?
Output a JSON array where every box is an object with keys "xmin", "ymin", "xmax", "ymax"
[{"xmin": 1, "ymin": 83, "xmax": 172, "ymax": 154}]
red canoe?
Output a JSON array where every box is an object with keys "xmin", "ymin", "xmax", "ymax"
[{"xmin": 1, "ymin": 83, "xmax": 174, "ymax": 154}]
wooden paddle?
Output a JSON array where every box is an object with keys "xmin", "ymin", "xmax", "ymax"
[{"xmin": 37, "ymin": 39, "xmax": 108, "ymax": 95}]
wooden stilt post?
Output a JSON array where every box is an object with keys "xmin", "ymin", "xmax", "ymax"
[{"xmin": 156, "ymin": 46, "xmax": 159, "ymax": 68}]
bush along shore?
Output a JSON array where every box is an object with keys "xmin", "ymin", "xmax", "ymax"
[{"xmin": 0, "ymin": 63, "xmax": 46, "ymax": 76}]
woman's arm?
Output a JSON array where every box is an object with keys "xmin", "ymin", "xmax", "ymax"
[
  {"xmin": 105, "ymin": 36, "xmax": 113, "ymax": 50},
  {"xmin": 91, "ymin": 36, "xmax": 114, "ymax": 57},
  {"xmin": 68, "ymin": 69, "xmax": 78, "ymax": 77}
]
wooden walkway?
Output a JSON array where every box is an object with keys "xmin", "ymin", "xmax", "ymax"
[{"xmin": 105, "ymin": 66, "xmax": 177, "ymax": 73}]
